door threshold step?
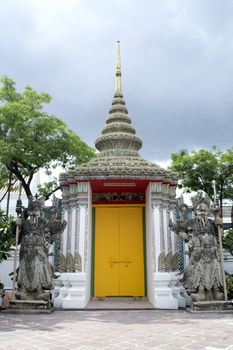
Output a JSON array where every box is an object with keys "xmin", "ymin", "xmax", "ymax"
[
  {"xmin": 92, "ymin": 297, "xmax": 147, "ymax": 301},
  {"xmin": 87, "ymin": 298, "xmax": 154, "ymax": 310}
]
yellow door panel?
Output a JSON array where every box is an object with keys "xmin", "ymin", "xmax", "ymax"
[
  {"xmin": 94, "ymin": 206, "xmax": 144, "ymax": 297},
  {"xmin": 94, "ymin": 207, "xmax": 119, "ymax": 296},
  {"xmin": 119, "ymin": 207, "xmax": 144, "ymax": 296}
]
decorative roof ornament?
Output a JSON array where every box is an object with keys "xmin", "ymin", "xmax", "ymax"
[
  {"xmin": 115, "ymin": 40, "xmax": 122, "ymax": 97},
  {"xmin": 60, "ymin": 42, "xmax": 177, "ymax": 184},
  {"xmin": 95, "ymin": 40, "xmax": 142, "ymax": 158}
]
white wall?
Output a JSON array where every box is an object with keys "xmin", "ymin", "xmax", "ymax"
[{"xmin": 145, "ymin": 183, "xmax": 154, "ymax": 304}]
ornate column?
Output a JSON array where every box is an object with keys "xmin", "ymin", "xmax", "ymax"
[
  {"xmin": 76, "ymin": 182, "xmax": 89, "ymax": 273},
  {"xmin": 159, "ymin": 204, "xmax": 166, "ymax": 271},
  {"xmin": 66, "ymin": 204, "xmax": 73, "ymax": 271},
  {"xmin": 151, "ymin": 182, "xmax": 164, "ymax": 272},
  {"xmin": 149, "ymin": 182, "xmax": 178, "ymax": 309},
  {"xmin": 74, "ymin": 204, "xmax": 81, "ymax": 271},
  {"xmin": 59, "ymin": 190, "xmax": 69, "ymax": 272},
  {"xmin": 65, "ymin": 184, "xmax": 77, "ymax": 272},
  {"xmin": 60, "ymin": 182, "xmax": 91, "ymax": 309}
]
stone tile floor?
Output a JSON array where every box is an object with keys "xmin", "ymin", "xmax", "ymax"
[{"xmin": 0, "ymin": 309, "xmax": 233, "ymax": 350}]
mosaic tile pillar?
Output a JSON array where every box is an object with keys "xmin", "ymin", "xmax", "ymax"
[
  {"xmin": 54, "ymin": 182, "xmax": 92, "ymax": 309},
  {"xmin": 169, "ymin": 203, "xmax": 180, "ymax": 272},
  {"xmin": 149, "ymin": 182, "xmax": 178, "ymax": 309}
]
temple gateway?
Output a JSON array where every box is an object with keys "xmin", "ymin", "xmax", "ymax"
[{"xmin": 55, "ymin": 42, "xmax": 186, "ymax": 309}]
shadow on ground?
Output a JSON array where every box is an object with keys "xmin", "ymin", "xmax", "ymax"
[{"xmin": 0, "ymin": 309, "xmax": 232, "ymax": 333}]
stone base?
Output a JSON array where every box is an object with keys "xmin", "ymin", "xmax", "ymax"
[
  {"xmin": 54, "ymin": 273, "xmax": 89, "ymax": 309},
  {"xmin": 3, "ymin": 299, "xmax": 53, "ymax": 314},
  {"xmin": 151, "ymin": 272, "xmax": 178, "ymax": 309},
  {"xmin": 190, "ymin": 300, "xmax": 233, "ymax": 313}
]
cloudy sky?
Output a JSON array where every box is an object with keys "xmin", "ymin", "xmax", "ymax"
[{"xmin": 1, "ymin": 0, "xmax": 233, "ymax": 166}]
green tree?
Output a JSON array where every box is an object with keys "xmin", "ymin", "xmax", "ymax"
[
  {"xmin": 170, "ymin": 147, "xmax": 233, "ymax": 214},
  {"xmin": 0, "ymin": 76, "xmax": 96, "ymax": 200},
  {"xmin": 224, "ymin": 228, "xmax": 233, "ymax": 256},
  {"xmin": 0, "ymin": 210, "xmax": 14, "ymax": 263}
]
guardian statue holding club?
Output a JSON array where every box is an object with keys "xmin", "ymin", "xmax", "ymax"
[
  {"xmin": 14, "ymin": 195, "xmax": 66, "ymax": 301},
  {"xmin": 169, "ymin": 193, "xmax": 226, "ymax": 302}
]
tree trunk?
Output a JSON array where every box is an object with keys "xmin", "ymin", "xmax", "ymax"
[
  {"xmin": 219, "ymin": 192, "xmax": 223, "ymax": 218},
  {"xmin": 22, "ymin": 183, "xmax": 33, "ymax": 201},
  {"xmin": 231, "ymin": 204, "xmax": 233, "ymax": 229},
  {"xmin": 6, "ymin": 172, "xmax": 12, "ymax": 217}
]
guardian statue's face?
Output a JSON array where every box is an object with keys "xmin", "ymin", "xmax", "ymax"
[{"xmin": 196, "ymin": 203, "xmax": 208, "ymax": 217}]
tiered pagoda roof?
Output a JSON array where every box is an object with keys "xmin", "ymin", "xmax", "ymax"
[{"xmin": 60, "ymin": 42, "xmax": 177, "ymax": 185}]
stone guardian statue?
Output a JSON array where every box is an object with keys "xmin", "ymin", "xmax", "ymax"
[
  {"xmin": 15, "ymin": 196, "xmax": 66, "ymax": 301},
  {"xmin": 169, "ymin": 199, "xmax": 224, "ymax": 302}
]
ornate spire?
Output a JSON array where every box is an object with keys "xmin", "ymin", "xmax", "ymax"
[
  {"xmin": 95, "ymin": 41, "xmax": 142, "ymax": 157},
  {"xmin": 61, "ymin": 43, "xmax": 177, "ymax": 185},
  {"xmin": 115, "ymin": 41, "xmax": 122, "ymax": 97}
]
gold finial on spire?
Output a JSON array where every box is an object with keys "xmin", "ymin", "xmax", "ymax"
[{"xmin": 115, "ymin": 40, "xmax": 122, "ymax": 96}]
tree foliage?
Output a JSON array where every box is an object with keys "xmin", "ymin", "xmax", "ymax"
[
  {"xmin": 224, "ymin": 228, "xmax": 233, "ymax": 256},
  {"xmin": 170, "ymin": 147, "xmax": 233, "ymax": 213},
  {"xmin": 0, "ymin": 76, "xmax": 96, "ymax": 199},
  {"xmin": 0, "ymin": 210, "xmax": 14, "ymax": 263}
]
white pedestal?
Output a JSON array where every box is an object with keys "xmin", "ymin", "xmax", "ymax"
[
  {"xmin": 151, "ymin": 272, "xmax": 178, "ymax": 309},
  {"xmin": 54, "ymin": 273, "xmax": 89, "ymax": 309}
]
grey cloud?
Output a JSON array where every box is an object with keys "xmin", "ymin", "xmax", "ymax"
[{"xmin": 0, "ymin": 0, "xmax": 232, "ymax": 164}]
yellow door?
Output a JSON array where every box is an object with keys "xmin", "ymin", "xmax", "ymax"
[
  {"xmin": 94, "ymin": 206, "xmax": 144, "ymax": 297},
  {"xmin": 119, "ymin": 207, "xmax": 144, "ymax": 296}
]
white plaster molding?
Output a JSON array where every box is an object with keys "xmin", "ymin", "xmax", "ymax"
[
  {"xmin": 151, "ymin": 208, "xmax": 156, "ymax": 273},
  {"xmin": 146, "ymin": 183, "xmax": 155, "ymax": 305},
  {"xmin": 169, "ymin": 186, "xmax": 176, "ymax": 197},
  {"xmin": 77, "ymin": 182, "xmax": 88, "ymax": 193},
  {"xmin": 84, "ymin": 208, "xmax": 89, "ymax": 273},
  {"xmin": 54, "ymin": 274, "xmax": 71, "ymax": 308},
  {"xmin": 69, "ymin": 183, "xmax": 77, "ymax": 196},
  {"xmin": 153, "ymin": 206, "xmax": 161, "ymax": 273},
  {"xmin": 86, "ymin": 183, "xmax": 92, "ymax": 302},
  {"xmin": 151, "ymin": 191, "xmax": 163, "ymax": 208},
  {"xmin": 159, "ymin": 207, "xmax": 165, "ymax": 253},
  {"xmin": 70, "ymin": 207, "xmax": 76, "ymax": 256},
  {"xmin": 75, "ymin": 206, "xmax": 80, "ymax": 254},
  {"xmin": 61, "ymin": 210, "xmax": 68, "ymax": 257},
  {"xmin": 79, "ymin": 206, "xmax": 86, "ymax": 271},
  {"xmin": 150, "ymin": 182, "xmax": 162, "ymax": 193},
  {"xmin": 151, "ymin": 272, "xmax": 178, "ymax": 309},
  {"xmin": 66, "ymin": 209, "xmax": 72, "ymax": 254},
  {"xmin": 56, "ymin": 273, "xmax": 88, "ymax": 309},
  {"xmin": 169, "ymin": 272, "xmax": 186, "ymax": 308},
  {"xmin": 161, "ymin": 184, "xmax": 170, "ymax": 195},
  {"xmin": 0, "ymin": 251, "xmax": 19, "ymax": 290},
  {"xmin": 163, "ymin": 208, "xmax": 168, "ymax": 255}
]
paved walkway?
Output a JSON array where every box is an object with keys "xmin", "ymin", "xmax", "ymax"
[{"xmin": 0, "ymin": 309, "xmax": 233, "ymax": 350}]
